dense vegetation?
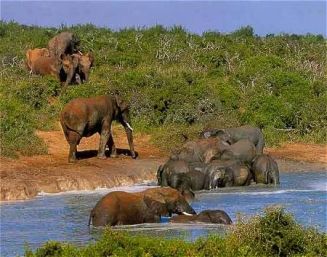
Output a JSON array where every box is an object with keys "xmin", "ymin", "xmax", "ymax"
[
  {"xmin": 0, "ymin": 22, "xmax": 326, "ymax": 157},
  {"xmin": 25, "ymin": 208, "xmax": 327, "ymax": 257}
]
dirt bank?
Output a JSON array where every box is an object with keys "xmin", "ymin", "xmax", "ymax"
[{"xmin": 0, "ymin": 127, "xmax": 326, "ymax": 201}]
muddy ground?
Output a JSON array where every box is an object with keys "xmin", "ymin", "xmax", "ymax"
[{"xmin": 0, "ymin": 127, "xmax": 326, "ymax": 201}]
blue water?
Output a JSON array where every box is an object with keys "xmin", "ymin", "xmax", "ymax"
[{"xmin": 1, "ymin": 172, "xmax": 326, "ymax": 257}]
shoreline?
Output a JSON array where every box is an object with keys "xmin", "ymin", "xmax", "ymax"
[{"xmin": 0, "ymin": 129, "xmax": 326, "ymax": 202}]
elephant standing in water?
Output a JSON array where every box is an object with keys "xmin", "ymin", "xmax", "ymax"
[
  {"xmin": 60, "ymin": 94, "xmax": 136, "ymax": 163},
  {"xmin": 252, "ymin": 154, "xmax": 280, "ymax": 185},
  {"xmin": 200, "ymin": 125, "xmax": 265, "ymax": 154},
  {"xmin": 89, "ymin": 187, "xmax": 196, "ymax": 226},
  {"xmin": 205, "ymin": 162, "xmax": 252, "ymax": 188},
  {"xmin": 220, "ymin": 139, "xmax": 257, "ymax": 164},
  {"xmin": 170, "ymin": 210, "xmax": 232, "ymax": 225}
]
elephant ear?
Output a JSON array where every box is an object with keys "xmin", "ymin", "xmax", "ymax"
[
  {"xmin": 143, "ymin": 196, "xmax": 168, "ymax": 216},
  {"xmin": 115, "ymin": 94, "xmax": 129, "ymax": 112}
]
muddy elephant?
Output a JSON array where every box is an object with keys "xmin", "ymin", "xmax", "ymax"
[
  {"xmin": 171, "ymin": 138, "xmax": 230, "ymax": 163},
  {"xmin": 89, "ymin": 187, "xmax": 196, "ymax": 226},
  {"xmin": 25, "ymin": 48, "xmax": 50, "ymax": 72},
  {"xmin": 48, "ymin": 32, "xmax": 80, "ymax": 58},
  {"xmin": 220, "ymin": 139, "xmax": 257, "ymax": 164},
  {"xmin": 200, "ymin": 125, "xmax": 265, "ymax": 154},
  {"xmin": 29, "ymin": 54, "xmax": 79, "ymax": 86},
  {"xmin": 209, "ymin": 163, "xmax": 252, "ymax": 187},
  {"xmin": 203, "ymin": 160, "xmax": 240, "ymax": 190},
  {"xmin": 170, "ymin": 210, "xmax": 232, "ymax": 225},
  {"xmin": 60, "ymin": 94, "xmax": 136, "ymax": 163},
  {"xmin": 71, "ymin": 52, "xmax": 94, "ymax": 84},
  {"xmin": 252, "ymin": 154, "xmax": 280, "ymax": 185}
]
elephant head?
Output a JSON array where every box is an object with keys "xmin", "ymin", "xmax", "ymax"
[
  {"xmin": 60, "ymin": 54, "xmax": 79, "ymax": 85},
  {"xmin": 143, "ymin": 188, "xmax": 196, "ymax": 217},
  {"xmin": 210, "ymin": 168, "xmax": 226, "ymax": 189},
  {"xmin": 72, "ymin": 52, "xmax": 94, "ymax": 83},
  {"xmin": 114, "ymin": 94, "xmax": 136, "ymax": 158}
]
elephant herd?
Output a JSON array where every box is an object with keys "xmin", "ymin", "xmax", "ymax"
[
  {"xmin": 157, "ymin": 125, "xmax": 280, "ymax": 198},
  {"xmin": 26, "ymin": 32, "xmax": 94, "ymax": 89},
  {"xmin": 25, "ymin": 32, "xmax": 280, "ymax": 228}
]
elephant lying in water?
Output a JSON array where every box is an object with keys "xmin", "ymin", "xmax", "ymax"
[
  {"xmin": 170, "ymin": 210, "xmax": 232, "ymax": 225},
  {"xmin": 200, "ymin": 125, "xmax": 265, "ymax": 154},
  {"xmin": 252, "ymin": 154, "xmax": 280, "ymax": 185},
  {"xmin": 89, "ymin": 187, "xmax": 196, "ymax": 226}
]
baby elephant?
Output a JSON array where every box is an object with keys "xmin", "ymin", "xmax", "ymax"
[
  {"xmin": 209, "ymin": 164, "xmax": 252, "ymax": 188},
  {"xmin": 170, "ymin": 210, "xmax": 232, "ymax": 225},
  {"xmin": 252, "ymin": 154, "xmax": 280, "ymax": 185}
]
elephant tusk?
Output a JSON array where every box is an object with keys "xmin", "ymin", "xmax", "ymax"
[
  {"xmin": 182, "ymin": 212, "xmax": 193, "ymax": 216},
  {"xmin": 125, "ymin": 122, "xmax": 133, "ymax": 131}
]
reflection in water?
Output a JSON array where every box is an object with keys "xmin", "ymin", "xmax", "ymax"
[{"xmin": 0, "ymin": 172, "xmax": 326, "ymax": 257}]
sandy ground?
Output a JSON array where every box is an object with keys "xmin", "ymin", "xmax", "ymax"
[{"xmin": 0, "ymin": 126, "xmax": 326, "ymax": 201}]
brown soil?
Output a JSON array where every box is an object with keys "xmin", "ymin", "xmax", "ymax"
[{"xmin": 0, "ymin": 128, "xmax": 326, "ymax": 201}]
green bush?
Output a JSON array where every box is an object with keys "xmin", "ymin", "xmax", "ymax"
[
  {"xmin": 0, "ymin": 22, "xmax": 326, "ymax": 156},
  {"xmin": 24, "ymin": 208, "xmax": 327, "ymax": 257}
]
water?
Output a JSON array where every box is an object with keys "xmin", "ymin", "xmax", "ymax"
[{"xmin": 1, "ymin": 172, "xmax": 326, "ymax": 257}]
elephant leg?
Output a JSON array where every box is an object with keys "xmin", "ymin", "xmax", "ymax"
[
  {"xmin": 107, "ymin": 133, "xmax": 117, "ymax": 157},
  {"xmin": 98, "ymin": 124, "xmax": 111, "ymax": 159},
  {"xmin": 67, "ymin": 131, "xmax": 81, "ymax": 163}
]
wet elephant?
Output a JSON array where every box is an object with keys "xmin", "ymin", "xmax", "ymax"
[
  {"xmin": 170, "ymin": 210, "xmax": 232, "ymax": 225},
  {"xmin": 60, "ymin": 94, "xmax": 136, "ymax": 163},
  {"xmin": 252, "ymin": 154, "xmax": 280, "ymax": 185},
  {"xmin": 220, "ymin": 139, "xmax": 257, "ymax": 164},
  {"xmin": 203, "ymin": 160, "xmax": 240, "ymax": 190},
  {"xmin": 200, "ymin": 125, "xmax": 265, "ymax": 154},
  {"xmin": 89, "ymin": 187, "xmax": 196, "ymax": 226},
  {"xmin": 210, "ymin": 164, "xmax": 252, "ymax": 187}
]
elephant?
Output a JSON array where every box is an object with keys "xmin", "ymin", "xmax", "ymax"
[
  {"xmin": 220, "ymin": 139, "xmax": 257, "ymax": 164},
  {"xmin": 171, "ymin": 138, "xmax": 230, "ymax": 163},
  {"xmin": 60, "ymin": 94, "xmax": 136, "ymax": 163},
  {"xmin": 170, "ymin": 210, "xmax": 232, "ymax": 225},
  {"xmin": 88, "ymin": 187, "xmax": 196, "ymax": 226},
  {"xmin": 29, "ymin": 54, "xmax": 79, "ymax": 86},
  {"xmin": 203, "ymin": 160, "xmax": 240, "ymax": 190},
  {"xmin": 157, "ymin": 159, "xmax": 192, "ymax": 187},
  {"xmin": 200, "ymin": 125, "xmax": 265, "ymax": 154},
  {"xmin": 157, "ymin": 160, "xmax": 206, "ymax": 196},
  {"xmin": 251, "ymin": 154, "xmax": 280, "ymax": 185},
  {"xmin": 48, "ymin": 32, "xmax": 80, "ymax": 58},
  {"xmin": 71, "ymin": 52, "xmax": 94, "ymax": 84},
  {"xmin": 25, "ymin": 48, "xmax": 50, "ymax": 72},
  {"xmin": 209, "ymin": 164, "xmax": 252, "ymax": 187}
]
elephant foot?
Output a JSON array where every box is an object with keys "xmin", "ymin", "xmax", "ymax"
[
  {"xmin": 68, "ymin": 157, "xmax": 77, "ymax": 163},
  {"xmin": 131, "ymin": 151, "xmax": 137, "ymax": 159},
  {"xmin": 110, "ymin": 153, "xmax": 118, "ymax": 158},
  {"xmin": 97, "ymin": 154, "xmax": 107, "ymax": 160}
]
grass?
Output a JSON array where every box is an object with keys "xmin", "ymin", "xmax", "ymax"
[{"xmin": 0, "ymin": 22, "xmax": 326, "ymax": 157}]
